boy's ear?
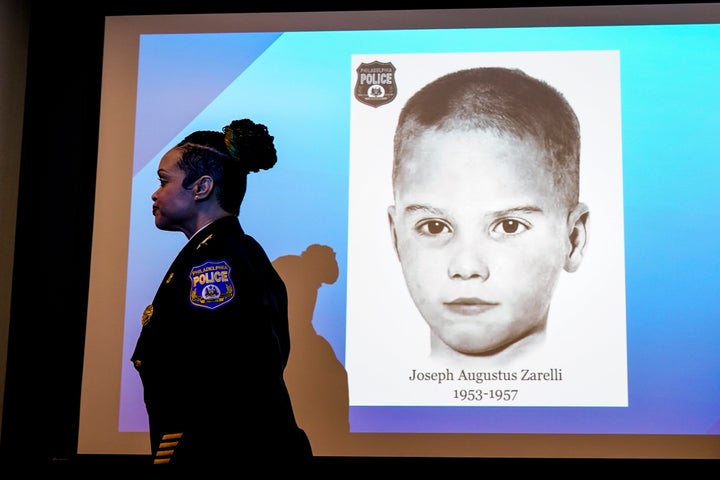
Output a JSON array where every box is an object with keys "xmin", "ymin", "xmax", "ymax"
[
  {"xmin": 564, "ymin": 202, "xmax": 589, "ymax": 273},
  {"xmin": 387, "ymin": 205, "xmax": 400, "ymax": 258}
]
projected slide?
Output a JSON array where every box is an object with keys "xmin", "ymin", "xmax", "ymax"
[
  {"xmin": 347, "ymin": 50, "xmax": 627, "ymax": 408},
  {"xmin": 79, "ymin": 10, "xmax": 720, "ymax": 457}
]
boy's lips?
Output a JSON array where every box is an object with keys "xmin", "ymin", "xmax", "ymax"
[{"xmin": 444, "ymin": 298, "xmax": 498, "ymax": 315}]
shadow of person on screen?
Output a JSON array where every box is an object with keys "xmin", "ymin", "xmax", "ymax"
[{"xmin": 273, "ymin": 244, "xmax": 352, "ymax": 453}]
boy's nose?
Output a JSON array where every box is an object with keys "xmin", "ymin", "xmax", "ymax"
[{"xmin": 446, "ymin": 236, "xmax": 490, "ymax": 281}]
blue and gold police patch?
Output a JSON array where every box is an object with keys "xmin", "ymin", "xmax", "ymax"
[{"xmin": 189, "ymin": 260, "xmax": 234, "ymax": 309}]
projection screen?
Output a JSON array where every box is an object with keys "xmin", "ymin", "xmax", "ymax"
[{"xmin": 78, "ymin": 5, "xmax": 720, "ymax": 459}]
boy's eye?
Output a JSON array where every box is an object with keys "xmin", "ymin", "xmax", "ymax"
[
  {"xmin": 157, "ymin": 177, "xmax": 167, "ymax": 186},
  {"xmin": 491, "ymin": 218, "xmax": 530, "ymax": 236},
  {"xmin": 416, "ymin": 219, "xmax": 452, "ymax": 236}
]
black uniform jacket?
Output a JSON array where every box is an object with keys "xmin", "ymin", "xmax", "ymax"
[{"xmin": 131, "ymin": 215, "xmax": 311, "ymax": 466}]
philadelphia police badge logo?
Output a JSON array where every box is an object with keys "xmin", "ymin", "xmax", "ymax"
[
  {"xmin": 354, "ymin": 61, "xmax": 396, "ymax": 108},
  {"xmin": 189, "ymin": 260, "xmax": 234, "ymax": 309}
]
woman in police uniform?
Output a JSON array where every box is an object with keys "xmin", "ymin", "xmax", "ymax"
[{"xmin": 131, "ymin": 119, "xmax": 312, "ymax": 468}]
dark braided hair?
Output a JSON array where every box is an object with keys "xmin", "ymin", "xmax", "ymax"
[{"xmin": 175, "ymin": 118, "xmax": 277, "ymax": 215}]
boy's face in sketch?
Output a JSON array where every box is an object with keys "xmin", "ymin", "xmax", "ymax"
[{"xmin": 388, "ymin": 128, "xmax": 588, "ymax": 357}]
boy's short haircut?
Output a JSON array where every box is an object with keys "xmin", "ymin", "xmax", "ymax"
[{"xmin": 392, "ymin": 67, "xmax": 581, "ymax": 208}]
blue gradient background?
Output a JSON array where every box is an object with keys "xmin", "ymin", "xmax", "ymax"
[{"xmin": 119, "ymin": 24, "xmax": 720, "ymax": 435}]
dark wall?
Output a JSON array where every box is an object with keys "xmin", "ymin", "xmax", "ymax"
[
  {"xmin": 0, "ymin": 1, "xmax": 103, "ymax": 465},
  {"xmin": 0, "ymin": 0, "xmax": 28, "ymax": 448}
]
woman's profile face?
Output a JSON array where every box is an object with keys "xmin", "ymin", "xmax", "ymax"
[
  {"xmin": 388, "ymin": 128, "xmax": 577, "ymax": 358},
  {"xmin": 151, "ymin": 147, "xmax": 196, "ymax": 235}
]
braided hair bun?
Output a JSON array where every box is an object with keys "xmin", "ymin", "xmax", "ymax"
[{"xmin": 222, "ymin": 119, "xmax": 277, "ymax": 173}]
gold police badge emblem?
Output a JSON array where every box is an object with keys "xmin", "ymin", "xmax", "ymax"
[{"xmin": 141, "ymin": 304, "xmax": 154, "ymax": 326}]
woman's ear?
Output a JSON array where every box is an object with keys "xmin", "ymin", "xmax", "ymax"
[
  {"xmin": 194, "ymin": 175, "xmax": 214, "ymax": 200},
  {"xmin": 564, "ymin": 202, "xmax": 589, "ymax": 273}
]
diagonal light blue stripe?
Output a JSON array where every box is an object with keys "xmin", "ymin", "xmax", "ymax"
[{"xmin": 133, "ymin": 32, "xmax": 282, "ymax": 175}]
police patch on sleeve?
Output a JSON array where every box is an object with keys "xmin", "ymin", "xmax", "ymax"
[{"xmin": 189, "ymin": 260, "xmax": 234, "ymax": 309}]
